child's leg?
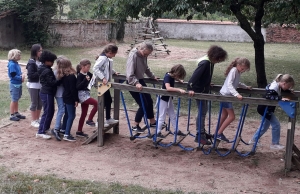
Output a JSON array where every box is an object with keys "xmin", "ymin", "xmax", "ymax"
[
  {"xmin": 85, "ymin": 98, "xmax": 98, "ymax": 121},
  {"xmin": 54, "ymin": 97, "xmax": 65, "ymax": 130},
  {"xmin": 104, "ymin": 90, "xmax": 113, "ymax": 120},
  {"xmin": 78, "ymin": 102, "xmax": 89, "ymax": 132},
  {"xmin": 251, "ymin": 117, "xmax": 271, "ymax": 141},
  {"xmin": 218, "ymin": 108, "xmax": 229, "ymax": 132},
  {"xmin": 64, "ymin": 103, "xmax": 76, "ymax": 136},
  {"xmin": 10, "ymin": 101, "xmax": 18, "ymax": 115},
  {"xmin": 28, "ymin": 88, "xmax": 39, "ymax": 121},
  {"xmin": 217, "ymin": 108, "xmax": 235, "ymax": 135},
  {"xmin": 167, "ymin": 98, "xmax": 178, "ymax": 132},
  {"xmin": 195, "ymin": 99, "xmax": 208, "ymax": 134},
  {"xmin": 269, "ymin": 113, "xmax": 281, "ymax": 145},
  {"xmin": 38, "ymin": 93, "xmax": 51, "ymax": 134},
  {"xmin": 129, "ymin": 90, "xmax": 143, "ymax": 125},
  {"xmin": 157, "ymin": 99, "xmax": 168, "ymax": 133},
  {"xmin": 43, "ymin": 95, "xmax": 55, "ymax": 131},
  {"xmin": 141, "ymin": 93, "xmax": 155, "ymax": 124}
]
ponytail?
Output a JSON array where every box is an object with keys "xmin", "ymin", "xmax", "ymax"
[{"xmin": 224, "ymin": 58, "xmax": 239, "ymax": 76}]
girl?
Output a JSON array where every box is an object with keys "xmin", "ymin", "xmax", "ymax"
[
  {"xmin": 51, "ymin": 56, "xmax": 66, "ymax": 141},
  {"xmin": 249, "ymin": 74, "xmax": 294, "ymax": 150},
  {"xmin": 57, "ymin": 57, "xmax": 79, "ymax": 142},
  {"xmin": 216, "ymin": 57, "xmax": 251, "ymax": 142},
  {"xmin": 7, "ymin": 49, "xmax": 26, "ymax": 121},
  {"xmin": 156, "ymin": 64, "xmax": 186, "ymax": 138},
  {"xmin": 76, "ymin": 59, "xmax": 98, "ymax": 137},
  {"xmin": 90, "ymin": 44, "xmax": 119, "ymax": 126},
  {"xmin": 37, "ymin": 50, "xmax": 59, "ymax": 139},
  {"xmin": 26, "ymin": 44, "xmax": 43, "ymax": 128}
]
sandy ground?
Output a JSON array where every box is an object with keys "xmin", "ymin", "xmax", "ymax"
[{"xmin": 1, "ymin": 48, "xmax": 300, "ymax": 193}]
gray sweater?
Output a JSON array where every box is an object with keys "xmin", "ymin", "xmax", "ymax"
[{"xmin": 126, "ymin": 48, "xmax": 155, "ymax": 85}]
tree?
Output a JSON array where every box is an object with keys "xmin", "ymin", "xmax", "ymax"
[
  {"xmin": 0, "ymin": 0, "xmax": 59, "ymax": 46},
  {"xmin": 111, "ymin": 0, "xmax": 300, "ymax": 88}
]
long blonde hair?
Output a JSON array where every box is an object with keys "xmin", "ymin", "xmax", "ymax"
[
  {"xmin": 274, "ymin": 74, "xmax": 295, "ymax": 88},
  {"xmin": 225, "ymin": 57, "xmax": 250, "ymax": 76},
  {"xmin": 56, "ymin": 57, "xmax": 76, "ymax": 79}
]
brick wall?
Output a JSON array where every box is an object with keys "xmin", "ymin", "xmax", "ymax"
[{"xmin": 267, "ymin": 25, "xmax": 300, "ymax": 43}]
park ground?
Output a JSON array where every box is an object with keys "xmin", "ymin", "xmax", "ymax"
[{"xmin": 0, "ymin": 41, "xmax": 300, "ymax": 193}]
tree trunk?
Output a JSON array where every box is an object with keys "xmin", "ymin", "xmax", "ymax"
[
  {"xmin": 253, "ymin": 37, "xmax": 267, "ymax": 88},
  {"xmin": 116, "ymin": 20, "xmax": 125, "ymax": 42}
]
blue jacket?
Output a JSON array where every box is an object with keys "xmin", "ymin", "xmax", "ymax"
[{"xmin": 7, "ymin": 60, "xmax": 22, "ymax": 84}]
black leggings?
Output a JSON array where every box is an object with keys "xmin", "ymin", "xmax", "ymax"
[
  {"xmin": 104, "ymin": 90, "xmax": 112, "ymax": 119},
  {"xmin": 129, "ymin": 79, "xmax": 154, "ymax": 123}
]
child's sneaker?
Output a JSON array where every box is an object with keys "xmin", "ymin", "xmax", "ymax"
[
  {"xmin": 105, "ymin": 118, "xmax": 118, "ymax": 125},
  {"xmin": 156, "ymin": 132, "xmax": 165, "ymax": 139},
  {"xmin": 51, "ymin": 129, "xmax": 61, "ymax": 141},
  {"xmin": 149, "ymin": 122, "xmax": 156, "ymax": 128},
  {"xmin": 176, "ymin": 130, "xmax": 186, "ymax": 136},
  {"xmin": 59, "ymin": 129, "xmax": 65, "ymax": 134},
  {"xmin": 63, "ymin": 135, "xmax": 76, "ymax": 142},
  {"xmin": 76, "ymin": 131, "xmax": 89, "ymax": 137},
  {"xmin": 86, "ymin": 120, "xmax": 96, "ymax": 127},
  {"xmin": 14, "ymin": 112, "xmax": 26, "ymax": 119},
  {"xmin": 194, "ymin": 134, "xmax": 211, "ymax": 145},
  {"xmin": 10, "ymin": 115, "xmax": 20, "ymax": 121},
  {"xmin": 248, "ymin": 139, "xmax": 262, "ymax": 147},
  {"xmin": 31, "ymin": 120, "xmax": 39, "ymax": 128},
  {"xmin": 270, "ymin": 144, "xmax": 285, "ymax": 150},
  {"xmin": 36, "ymin": 133, "xmax": 51, "ymax": 139},
  {"xmin": 216, "ymin": 133, "xmax": 229, "ymax": 142},
  {"xmin": 132, "ymin": 125, "xmax": 145, "ymax": 133}
]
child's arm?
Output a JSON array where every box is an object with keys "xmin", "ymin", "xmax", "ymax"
[
  {"xmin": 26, "ymin": 61, "xmax": 39, "ymax": 80},
  {"xmin": 9, "ymin": 64, "xmax": 22, "ymax": 82},
  {"xmin": 93, "ymin": 57, "xmax": 106, "ymax": 80},
  {"xmin": 41, "ymin": 69, "xmax": 61, "ymax": 87},
  {"xmin": 165, "ymin": 83, "xmax": 185, "ymax": 94},
  {"xmin": 76, "ymin": 74, "xmax": 89, "ymax": 90},
  {"xmin": 187, "ymin": 63, "xmax": 207, "ymax": 91}
]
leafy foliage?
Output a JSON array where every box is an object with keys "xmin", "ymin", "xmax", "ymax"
[{"xmin": 0, "ymin": 0, "xmax": 59, "ymax": 47}]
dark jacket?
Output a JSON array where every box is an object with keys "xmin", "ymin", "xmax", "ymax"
[
  {"xmin": 38, "ymin": 64, "xmax": 61, "ymax": 95},
  {"xmin": 187, "ymin": 58, "xmax": 214, "ymax": 93},
  {"xmin": 26, "ymin": 59, "xmax": 39, "ymax": 83},
  {"xmin": 63, "ymin": 74, "xmax": 79, "ymax": 105},
  {"xmin": 76, "ymin": 72, "xmax": 93, "ymax": 91}
]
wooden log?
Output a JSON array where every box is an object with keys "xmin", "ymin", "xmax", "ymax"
[
  {"xmin": 152, "ymin": 37, "xmax": 164, "ymax": 40},
  {"xmin": 285, "ymin": 108, "xmax": 297, "ymax": 172},
  {"xmin": 113, "ymin": 79, "xmax": 120, "ymax": 134},
  {"xmin": 97, "ymin": 94, "xmax": 105, "ymax": 147},
  {"xmin": 81, "ymin": 124, "xmax": 117, "ymax": 145}
]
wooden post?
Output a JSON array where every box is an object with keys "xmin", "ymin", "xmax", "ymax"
[
  {"xmin": 285, "ymin": 105, "xmax": 297, "ymax": 172},
  {"xmin": 113, "ymin": 79, "xmax": 120, "ymax": 134},
  {"xmin": 97, "ymin": 93, "xmax": 105, "ymax": 147}
]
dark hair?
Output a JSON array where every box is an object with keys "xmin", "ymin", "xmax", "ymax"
[
  {"xmin": 207, "ymin": 45, "xmax": 228, "ymax": 63},
  {"xmin": 30, "ymin": 44, "xmax": 41, "ymax": 60},
  {"xmin": 224, "ymin": 57, "xmax": 250, "ymax": 76},
  {"xmin": 39, "ymin": 50, "xmax": 57, "ymax": 63},
  {"xmin": 96, "ymin": 44, "xmax": 118, "ymax": 60},
  {"xmin": 169, "ymin": 64, "xmax": 186, "ymax": 80},
  {"xmin": 77, "ymin": 59, "xmax": 91, "ymax": 74}
]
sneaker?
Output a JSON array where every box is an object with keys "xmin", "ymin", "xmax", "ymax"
[
  {"xmin": 248, "ymin": 139, "xmax": 262, "ymax": 147},
  {"xmin": 76, "ymin": 131, "xmax": 89, "ymax": 137},
  {"xmin": 194, "ymin": 134, "xmax": 211, "ymax": 145},
  {"xmin": 156, "ymin": 132, "xmax": 165, "ymax": 139},
  {"xmin": 51, "ymin": 129, "xmax": 61, "ymax": 141},
  {"xmin": 132, "ymin": 125, "xmax": 145, "ymax": 133},
  {"xmin": 10, "ymin": 115, "xmax": 20, "ymax": 121},
  {"xmin": 106, "ymin": 118, "xmax": 118, "ymax": 125},
  {"xmin": 59, "ymin": 129, "xmax": 65, "ymax": 134},
  {"xmin": 86, "ymin": 120, "xmax": 96, "ymax": 127},
  {"xmin": 270, "ymin": 144, "xmax": 285, "ymax": 150},
  {"xmin": 36, "ymin": 133, "xmax": 51, "ymax": 139},
  {"xmin": 63, "ymin": 135, "xmax": 76, "ymax": 142},
  {"xmin": 216, "ymin": 133, "xmax": 229, "ymax": 142},
  {"xmin": 31, "ymin": 120, "xmax": 39, "ymax": 128},
  {"xmin": 176, "ymin": 130, "xmax": 186, "ymax": 136},
  {"xmin": 14, "ymin": 112, "xmax": 26, "ymax": 119},
  {"xmin": 150, "ymin": 122, "xmax": 156, "ymax": 128}
]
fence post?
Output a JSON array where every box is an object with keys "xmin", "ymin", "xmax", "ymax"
[
  {"xmin": 285, "ymin": 105, "xmax": 297, "ymax": 172},
  {"xmin": 97, "ymin": 93, "xmax": 105, "ymax": 147},
  {"xmin": 113, "ymin": 79, "xmax": 120, "ymax": 134}
]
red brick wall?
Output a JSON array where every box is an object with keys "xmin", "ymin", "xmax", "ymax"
[{"xmin": 267, "ymin": 26, "xmax": 300, "ymax": 43}]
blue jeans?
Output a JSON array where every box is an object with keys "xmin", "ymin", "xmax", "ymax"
[
  {"xmin": 196, "ymin": 99, "xmax": 208, "ymax": 134},
  {"xmin": 62, "ymin": 103, "xmax": 76, "ymax": 136},
  {"xmin": 54, "ymin": 97, "xmax": 65, "ymax": 130},
  {"xmin": 252, "ymin": 112, "xmax": 281, "ymax": 144}
]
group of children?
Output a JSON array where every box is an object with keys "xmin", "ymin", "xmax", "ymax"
[
  {"xmin": 7, "ymin": 44, "xmax": 119, "ymax": 142},
  {"xmin": 7, "ymin": 42, "xmax": 294, "ymax": 149}
]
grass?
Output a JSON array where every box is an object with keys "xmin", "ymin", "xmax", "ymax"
[{"xmin": 0, "ymin": 167, "xmax": 202, "ymax": 194}]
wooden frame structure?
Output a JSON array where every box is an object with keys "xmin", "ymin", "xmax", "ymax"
[{"xmin": 90, "ymin": 74, "xmax": 299, "ymax": 172}]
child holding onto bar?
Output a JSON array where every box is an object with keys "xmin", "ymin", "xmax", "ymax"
[
  {"xmin": 156, "ymin": 64, "xmax": 187, "ymax": 138},
  {"xmin": 249, "ymin": 74, "xmax": 294, "ymax": 150}
]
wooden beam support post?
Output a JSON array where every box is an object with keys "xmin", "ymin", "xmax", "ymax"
[
  {"xmin": 97, "ymin": 92, "xmax": 105, "ymax": 147},
  {"xmin": 285, "ymin": 105, "xmax": 297, "ymax": 172},
  {"xmin": 113, "ymin": 79, "xmax": 120, "ymax": 134}
]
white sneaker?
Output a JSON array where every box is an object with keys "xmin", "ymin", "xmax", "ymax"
[
  {"xmin": 105, "ymin": 118, "xmax": 119, "ymax": 125},
  {"xmin": 36, "ymin": 133, "xmax": 51, "ymax": 139},
  {"xmin": 248, "ymin": 139, "xmax": 262, "ymax": 147},
  {"xmin": 270, "ymin": 144, "xmax": 285, "ymax": 150},
  {"xmin": 95, "ymin": 122, "xmax": 109, "ymax": 128},
  {"xmin": 31, "ymin": 121, "xmax": 39, "ymax": 128}
]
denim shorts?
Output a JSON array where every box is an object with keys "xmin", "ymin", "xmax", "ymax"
[
  {"xmin": 10, "ymin": 83, "xmax": 22, "ymax": 102},
  {"xmin": 220, "ymin": 101, "xmax": 233, "ymax": 109}
]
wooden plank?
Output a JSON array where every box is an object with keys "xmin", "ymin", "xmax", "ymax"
[
  {"xmin": 81, "ymin": 125, "xmax": 117, "ymax": 145},
  {"xmin": 293, "ymin": 144, "xmax": 300, "ymax": 157},
  {"xmin": 97, "ymin": 94, "xmax": 105, "ymax": 147},
  {"xmin": 152, "ymin": 37, "xmax": 164, "ymax": 40},
  {"xmin": 285, "ymin": 107, "xmax": 297, "ymax": 171},
  {"xmin": 97, "ymin": 82, "xmax": 111, "ymax": 96},
  {"xmin": 113, "ymin": 79, "xmax": 120, "ymax": 134}
]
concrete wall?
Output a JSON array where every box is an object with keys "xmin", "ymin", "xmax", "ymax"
[
  {"xmin": 0, "ymin": 13, "xmax": 24, "ymax": 49},
  {"xmin": 156, "ymin": 19, "xmax": 266, "ymax": 42},
  {"xmin": 48, "ymin": 20, "xmax": 116, "ymax": 47}
]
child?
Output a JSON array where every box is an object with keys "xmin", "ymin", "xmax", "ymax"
[
  {"xmin": 249, "ymin": 74, "xmax": 294, "ymax": 150},
  {"xmin": 51, "ymin": 56, "xmax": 66, "ymax": 141},
  {"xmin": 156, "ymin": 64, "xmax": 187, "ymax": 138},
  {"xmin": 26, "ymin": 44, "xmax": 43, "ymax": 128},
  {"xmin": 90, "ymin": 44, "xmax": 119, "ymax": 126},
  {"xmin": 57, "ymin": 57, "xmax": 78, "ymax": 142},
  {"xmin": 7, "ymin": 49, "xmax": 26, "ymax": 121},
  {"xmin": 37, "ymin": 50, "xmax": 59, "ymax": 139},
  {"xmin": 187, "ymin": 45, "xmax": 228, "ymax": 145},
  {"xmin": 76, "ymin": 59, "xmax": 98, "ymax": 137},
  {"xmin": 216, "ymin": 57, "xmax": 252, "ymax": 142}
]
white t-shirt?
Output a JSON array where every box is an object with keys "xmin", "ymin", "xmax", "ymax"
[{"xmin": 220, "ymin": 67, "xmax": 248, "ymax": 96}]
